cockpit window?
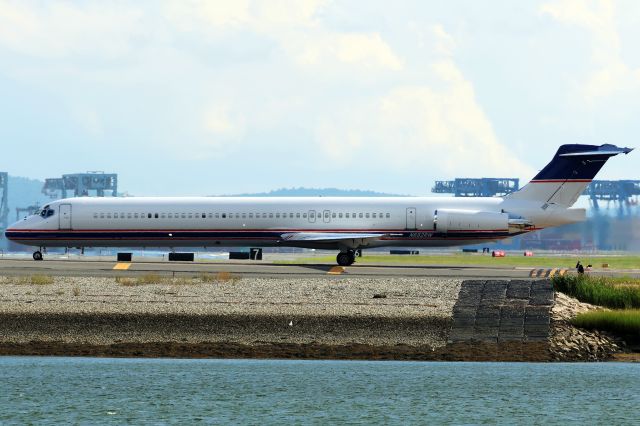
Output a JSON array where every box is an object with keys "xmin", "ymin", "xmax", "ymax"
[{"xmin": 39, "ymin": 205, "xmax": 54, "ymax": 218}]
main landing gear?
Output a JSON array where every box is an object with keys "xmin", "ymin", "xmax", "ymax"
[
  {"xmin": 336, "ymin": 250, "xmax": 356, "ymax": 267},
  {"xmin": 33, "ymin": 251, "xmax": 43, "ymax": 261}
]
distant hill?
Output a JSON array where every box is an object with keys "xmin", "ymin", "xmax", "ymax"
[{"xmin": 220, "ymin": 187, "xmax": 407, "ymax": 197}]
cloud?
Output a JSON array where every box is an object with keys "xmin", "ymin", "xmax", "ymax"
[
  {"xmin": 541, "ymin": 0, "xmax": 640, "ymax": 103},
  {"xmin": 291, "ymin": 32, "xmax": 403, "ymax": 71},
  {"xmin": 165, "ymin": 0, "xmax": 324, "ymax": 31},
  {"xmin": 164, "ymin": 0, "xmax": 402, "ymax": 73},
  {"xmin": 203, "ymin": 104, "xmax": 245, "ymax": 139},
  {"xmin": 314, "ymin": 26, "xmax": 534, "ymax": 179},
  {"xmin": 0, "ymin": 1, "xmax": 144, "ymax": 57}
]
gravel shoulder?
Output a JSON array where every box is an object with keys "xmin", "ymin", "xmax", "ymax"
[{"xmin": 0, "ymin": 276, "xmax": 461, "ymax": 349}]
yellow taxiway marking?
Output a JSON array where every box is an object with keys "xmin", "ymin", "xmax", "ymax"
[
  {"xmin": 327, "ymin": 266, "xmax": 346, "ymax": 275},
  {"xmin": 113, "ymin": 263, "xmax": 132, "ymax": 270}
]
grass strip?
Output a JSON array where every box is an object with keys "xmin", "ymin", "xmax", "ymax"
[
  {"xmin": 276, "ymin": 254, "xmax": 640, "ymax": 269},
  {"xmin": 572, "ymin": 310, "xmax": 640, "ymax": 344},
  {"xmin": 552, "ymin": 275, "xmax": 640, "ymax": 309}
]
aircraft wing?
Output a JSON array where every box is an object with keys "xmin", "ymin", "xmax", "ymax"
[{"xmin": 280, "ymin": 232, "xmax": 386, "ymax": 243}]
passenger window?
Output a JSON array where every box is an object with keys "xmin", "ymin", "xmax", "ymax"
[
  {"xmin": 310, "ymin": 212, "xmax": 315, "ymax": 219},
  {"xmin": 93, "ymin": 213, "xmax": 98, "ymax": 218},
  {"xmin": 134, "ymin": 213, "xmax": 138, "ymax": 219},
  {"xmin": 242, "ymin": 213, "xmax": 246, "ymax": 219},
  {"xmin": 365, "ymin": 213, "xmax": 370, "ymax": 218},
  {"xmin": 249, "ymin": 213, "xmax": 253, "ymax": 219},
  {"xmin": 262, "ymin": 213, "xmax": 267, "ymax": 218},
  {"xmin": 289, "ymin": 213, "xmax": 294, "ymax": 218},
  {"xmin": 372, "ymin": 213, "xmax": 376, "ymax": 218},
  {"xmin": 155, "ymin": 213, "xmax": 159, "ymax": 219},
  {"xmin": 276, "ymin": 213, "xmax": 280, "ymax": 218},
  {"xmin": 168, "ymin": 213, "xmax": 173, "ymax": 219},
  {"xmin": 161, "ymin": 213, "xmax": 166, "ymax": 219},
  {"xmin": 339, "ymin": 213, "xmax": 343, "ymax": 218},
  {"xmin": 215, "ymin": 213, "xmax": 220, "ymax": 218},
  {"xmin": 359, "ymin": 213, "xmax": 363, "ymax": 218},
  {"xmin": 269, "ymin": 213, "xmax": 273, "ymax": 218},
  {"xmin": 386, "ymin": 213, "xmax": 390, "ymax": 218},
  {"xmin": 222, "ymin": 213, "xmax": 226, "ymax": 218},
  {"xmin": 345, "ymin": 213, "xmax": 349, "ymax": 218},
  {"xmin": 188, "ymin": 213, "xmax": 193, "ymax": 219},
  {"xmin": 114, "ymin": 213, "xmax": 119, "ymax": 219},
  {"xmin": 181, "ymin": 213, "xmax": 186, "ymax": 219},
  {"xmin": 332, "ymin": 213, "xmax": 336, "ymax": 218},
  {"xmin": 208, "ymin": 213, "xmax": 213, "ymax": 218},
  {"xmin": 100, "ymin": 213, "xmax": 105, "ymax": 219},
  {"xmin": 128, "ymin": 213, "xmax": 132, "ymax": 219},
  {"xmin": 303, "ymin": 213, "xmax": 307, "ymax": 218},
  {"xmin": 296, "ymin": 213, "xmax": 300, "ymax": 218},
  {"xmin": 107, "ymin": 213, "xmax": 112, "ymax": 219},
  {"xmin": 235, "ymin": 213, "xmax": 240, "ymax": 219}
]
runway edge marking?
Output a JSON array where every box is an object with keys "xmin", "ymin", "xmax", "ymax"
[
  {"xmin": 113, "ymin": 263, "xmax": 132, "ymax": 270},
  {"xmin": 327, "ymin": 266, "xmax": 346, "ymax": 275},
  {"xmin": 529, "ymin": 268, "xmax": 569, "ymax": 278}
]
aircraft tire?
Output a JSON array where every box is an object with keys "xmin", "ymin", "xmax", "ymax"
[
  {"xmin": 33, "ymin": 251, "xmax": 43, "ymax": 261},
  {"xmin": 336, "ymin": 252, "xmax": 351, "ymax": 266}
]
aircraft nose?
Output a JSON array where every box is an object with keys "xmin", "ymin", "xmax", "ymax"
[{"xmin": 5, "ymin": 220, "xmax": 24, "ymax": 238}]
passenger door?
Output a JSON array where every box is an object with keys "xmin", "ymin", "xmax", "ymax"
[
  {"xmin": 59, "ymin": 204, "xmax": 72, "ymax": 230},
  {"xmin": 406, "ymin": 207, "xmax": 416, "ymax": 230},
  {"xmin": 308, "ymin": 210, "xmax": 316, "ymax": 223},
  {"xmin": 323, "ymin": 210, "xmax": 331, "ymax": 223}
]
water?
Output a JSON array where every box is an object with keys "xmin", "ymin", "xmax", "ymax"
[{"xmin": 1, "ymin": 357, "xmax": 639, "ymax": 424}]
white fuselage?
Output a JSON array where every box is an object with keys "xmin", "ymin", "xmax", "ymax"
[{"xmin": 4, "ymin": 195, "xmax": 583, "ymax": 250}]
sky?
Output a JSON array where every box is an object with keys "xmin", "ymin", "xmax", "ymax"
[{"xmin": 0, "ymin": 0, "xmax": 639, "ymax": 196}]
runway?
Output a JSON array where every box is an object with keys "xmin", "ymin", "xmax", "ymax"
[{"xmin": 0, "ymin": 257, "xmax": 567, "ymax": 279}]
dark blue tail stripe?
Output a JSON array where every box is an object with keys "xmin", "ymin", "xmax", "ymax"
[{"xmin": 533, "ymin": 144, "xmax": 630, "ymax": 181}]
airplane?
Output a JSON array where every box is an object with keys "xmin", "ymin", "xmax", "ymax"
[{"xmin": 4, "ymin": 144, "xmax": 633, "ymax": 266}]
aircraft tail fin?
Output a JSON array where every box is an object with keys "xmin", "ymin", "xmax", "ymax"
[{"xmin": 506, "ymin": 144, "xmax": 633, "ymax": 207}]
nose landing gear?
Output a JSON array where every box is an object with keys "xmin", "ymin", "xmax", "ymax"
[
  {"xmin": 336, "ymin": 250, "xmax": 356, "ymax": 266},
  {"xmin": 33, "ymin": 251, "xmax": 43, "ymax": 261}
]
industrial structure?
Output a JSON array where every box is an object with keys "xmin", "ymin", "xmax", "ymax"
[
  {"xmin": 432, "ymin": 178, "xmax": 520, "ymax": 197},
  {"xmin": 0, "ymin": 172, "xmax": 8, "ymax": 231},
  {"xmin": 16, "ymin": 204, "xmax": 40, "ymax": 221},
  {"xmin": 583, "ymin": 180, "xmax": 640, "ymax": 211},
  {"xmin": 43, "ymin": 172, "xmax": 118, "ymax": 199}
]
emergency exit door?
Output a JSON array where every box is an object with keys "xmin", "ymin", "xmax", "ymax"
[
  {"xmin": 59, "ymin": 204, "xmax": 72, "ymax": 230},
  {"xmin": 406, "ymin": 207, "xmax": 416, "ymax": 230}
]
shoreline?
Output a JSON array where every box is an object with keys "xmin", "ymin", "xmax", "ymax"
[
  {"xmin": 0, "ymin": 341, "xmax": 551, "ymax": 362},
  {"xmin": 0, "ymin": 275, "xmax": 628, "ymax": 361}
]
